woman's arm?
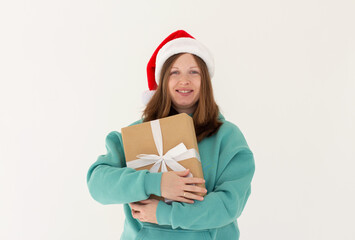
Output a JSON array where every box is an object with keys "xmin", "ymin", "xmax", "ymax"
[
  {"xmin": 86, "ymin": 131, "xmax": 163, "ymax": 205},
  {"xmin": 156, "ymin": 147, "xmax": 255, "ymax": 230}
]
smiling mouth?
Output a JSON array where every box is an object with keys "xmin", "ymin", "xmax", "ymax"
[{"xmin": 176, "ymin": 90, "xmax": 193, "ymax": 93}]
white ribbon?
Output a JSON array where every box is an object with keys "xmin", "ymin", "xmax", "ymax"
[
  {"xmin": 127, "ymin": 119, "xmax": 200, "ymax": 174},
  {"xmin": 126, "ymin": 119, "xmax": 200, "ymax": 203}
]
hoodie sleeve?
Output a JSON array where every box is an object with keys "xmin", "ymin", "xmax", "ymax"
[
  {"xmin": 155, "ymin": 125, "xmax": 255, "ymax": 230},
  {"xmin": 86, "ymin": 131, "xmax": 163, "ymax": 205}
]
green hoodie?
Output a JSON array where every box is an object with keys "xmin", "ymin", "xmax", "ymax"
[{"xmin": 87, "ymin": 112, "xmax": 255, "ymax": 240}]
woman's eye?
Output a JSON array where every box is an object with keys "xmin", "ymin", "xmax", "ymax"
[
  {"xmin": 190, "ymin": 70, "xmax": 200, "ymax": 74},
  {"xmin": 170, "ymin": 71, "xmax": 179, "ymax": 75}
]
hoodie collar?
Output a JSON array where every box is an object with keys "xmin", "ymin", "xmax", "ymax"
[{"xmin": 218, "ymin": 112, "xmax": 225, "ymax": 120}]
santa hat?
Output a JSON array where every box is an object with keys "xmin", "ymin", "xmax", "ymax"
[{"xmin": 142, "ymin": 30, "xmax": 214, "ymax": 105}]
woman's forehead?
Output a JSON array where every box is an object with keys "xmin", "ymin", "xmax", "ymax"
[
  {"xmin": 171, "ymin": 66, "xmax": 199, "ymax": 69},
  {"xmin": 171, "ymin": 53, "xmax": 199, "ymax": 66}
]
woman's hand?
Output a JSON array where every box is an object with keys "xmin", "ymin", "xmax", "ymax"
[
  {"xmin": 161, "ymin": 169, "xmax": 207, "ymax": 204},
  {"xmin": 129, "ymin": 199, "xmax": 159, "ymax": 224}
]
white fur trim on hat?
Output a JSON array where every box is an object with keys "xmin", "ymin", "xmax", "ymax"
[{"xmin": 155, "ymin": 37, "xmax": 214, "ymax": 85}]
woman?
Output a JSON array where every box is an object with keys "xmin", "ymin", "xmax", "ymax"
[{"xmin": 87, "ymin": 30, "xmax": 255, "ymax": 240}]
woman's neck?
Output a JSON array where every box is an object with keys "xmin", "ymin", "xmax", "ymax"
[
  {"xmin": 171, "ymin": 105, "xmax": 196, "ymax": 115},
  {"xmin": 170, "ymin": 106, "xmax": 194, "ymax": 116}
]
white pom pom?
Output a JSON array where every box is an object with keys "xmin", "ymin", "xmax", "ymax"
[{"xmin": 141, "ymin": 90, "xmax": 156, "ymax": 105}]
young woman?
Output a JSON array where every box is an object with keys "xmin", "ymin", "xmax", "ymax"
[{"xmin": 87, "ymin": 30, "xmax": 255, "ymax": 240}]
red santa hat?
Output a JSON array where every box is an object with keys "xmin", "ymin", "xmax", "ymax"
[{"xmin": 142, "ymin": 30, "xmax": 214, "ymax": 105}]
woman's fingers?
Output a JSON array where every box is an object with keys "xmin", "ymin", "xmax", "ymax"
[
  {"xmin": 175, "ymin": 169, "xmax": 190, "ymax": 177},
  {"xmin": 129, "ymin": 202, "xmax": 143, "ymax": 211},
  {"xmin": 179, "ymin": 176, "xmax": 207, "ymax": 202},
  {"xmin": 183, "ymin": 177, "xmax": 205, "ymax": 184},
  {"xmin": 131, "ymin": 208, "xmax": 141, "ymax": 219},
  {"xmin": 161, "ymin": 170, "xmax": 206, "ymax": 202},
  {"xmin": 183, "ymin": 185, "xmax": 207, "ymax": 194},
  {"xmin": 182, "ymin": 191, "xmax": 204, "ymax": 201},
  {"xmin": 176, "ymin": 196, "xmax": 194, "ymax": 204}
]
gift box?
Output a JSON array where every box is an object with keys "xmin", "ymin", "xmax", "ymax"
[{"xmin": 121, "ymin": 113, "xmax": 206, "ymax": 203}]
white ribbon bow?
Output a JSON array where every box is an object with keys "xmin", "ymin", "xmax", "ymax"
[{"xmin": 126, "ymin": 119, "xmax": 200, "ymax": 176}]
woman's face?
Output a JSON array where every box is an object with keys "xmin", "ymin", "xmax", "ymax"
[{"xmin": 168, "ymin": 53, "xmax": 201, "ymax": 114}]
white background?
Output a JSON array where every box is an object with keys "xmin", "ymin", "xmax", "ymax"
[{"xmin": 1, "ymin": 1, "xmax": 354, "ymax": 239}]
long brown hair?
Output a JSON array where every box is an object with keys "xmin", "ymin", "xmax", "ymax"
[{"xmin": 142, "ymin": 53, "xmax": 222, "ymax": 142}]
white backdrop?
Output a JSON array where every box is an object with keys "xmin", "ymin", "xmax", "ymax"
[{"xmin": 1, "ymin": 1, "xmax": 354, "ymax": 239}]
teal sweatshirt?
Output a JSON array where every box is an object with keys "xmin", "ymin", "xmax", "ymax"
[{"xmin": 87, "ymin": 112, "xmax": 255, "ymax": 240}]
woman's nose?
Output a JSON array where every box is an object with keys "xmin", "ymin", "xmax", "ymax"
[{"xmin": 178, "ymin": 74, "xmax": 191, "ymax": 84}]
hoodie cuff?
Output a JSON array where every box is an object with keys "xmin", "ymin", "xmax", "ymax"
[
  {"xmin": 156, "ymin": 200, "xmax": 172, "ymax": 225},
  {"xmin": 144, "ymin": 171, "xmax": 163, "ymax": 197}
]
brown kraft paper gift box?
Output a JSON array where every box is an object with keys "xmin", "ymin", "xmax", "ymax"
[{"xmin": 121, "ymin": 113, "xmax": 206, "ymax": 203}]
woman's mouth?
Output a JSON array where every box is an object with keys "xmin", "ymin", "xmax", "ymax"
[{"xmin": 176, "ymin": 90, "xmax": 193, "ymax": 96}]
